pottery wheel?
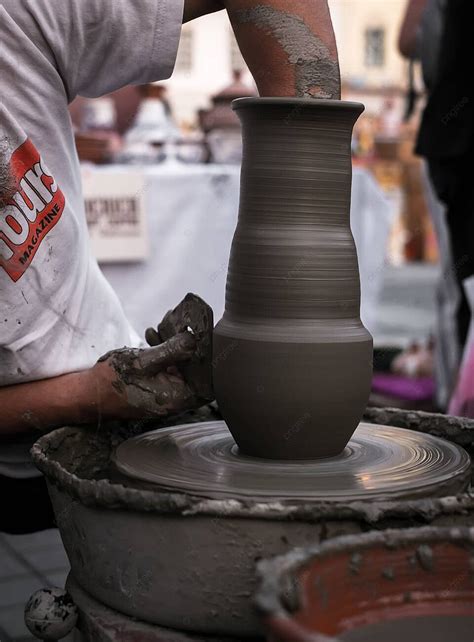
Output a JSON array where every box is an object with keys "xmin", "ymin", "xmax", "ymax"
[{"xmin": 114, "ymin": 421, "xmax": 471, "ymax": 502}]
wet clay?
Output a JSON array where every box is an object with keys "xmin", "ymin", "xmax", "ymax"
[
  {"xmin": 236, "ymin": 7, "xmax": 340, "ymax": 99},
  {"xmin": 341, "ymin": 615, "xmax": 474, "ymax": 641},
  {"xmin": 101, "ymin": 334, "xmax": 197, "ymax": 415},
  {"xmin": 32, "ymin": 412, "xmax": 474, "ymax": 523},
  {"xmin": 214, "ymin": 98, "xmax": 373, "ymax": 459},
  {"xmin": 99, "ymin": 293, "xmax": 214, "ymax": 415},
  {"xmin": 114, "ymin": 421, "xmax": 470, "ymax": 502}
]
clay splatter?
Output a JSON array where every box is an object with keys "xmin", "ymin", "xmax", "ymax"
[
  {"xmin": 0, "ymin": 137, "xmax": 16, "ymax": 207},
  {"xmin": 416, "ymin": 544, "xmax": 434, "ymax": 572},
  {"xmin": 349, "ymin": 552, "xmax": 363, "ymax": 575},
  {"xmin": 382, "ymin": 567, "xmax": 395, "ymax": 580},
  {"xmin": 236, "ymin": 6, "xmax": 340, "ymax": 98}
]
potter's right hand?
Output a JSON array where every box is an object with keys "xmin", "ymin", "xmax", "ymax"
[
  {"xmin": 0, "ymin": 295, "xmax": 214, "ymax": 438},
  {"xmin": 92, "ymin": 333, "xmax": 205, "ymax": 420},
  {"xmin": 94, "ymin": 293, "xmax": 214, "ymax": 420}
]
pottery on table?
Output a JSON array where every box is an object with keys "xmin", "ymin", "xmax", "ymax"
[
  {"xmin": 256, "ymin": 527, "xmax": 474, "ymax": 642},
  {"xmin": 214, "ymin": 98, "xmax": 373, "ymax": 459}
]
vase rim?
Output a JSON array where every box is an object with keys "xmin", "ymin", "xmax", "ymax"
[{"xmin": 232, "ymin": 97, "xmax": 365, "ymax": 114}]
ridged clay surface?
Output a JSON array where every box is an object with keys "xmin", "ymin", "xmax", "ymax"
[
  {"xmin": 214, "ymin": 98, "xmax": 373, "ymax": 459},
  {"xmin": 114, "ymin": 421, "xmax": 471, "ymax": 502}
]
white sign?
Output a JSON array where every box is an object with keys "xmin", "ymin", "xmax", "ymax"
[{"xmin": 82, "ymin": 169, "xmax": 148, "ymax": 263}]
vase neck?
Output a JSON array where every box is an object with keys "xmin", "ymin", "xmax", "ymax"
[{"xmin": 237, "ymin": 102, "xmax": 360, "ymax": 226}]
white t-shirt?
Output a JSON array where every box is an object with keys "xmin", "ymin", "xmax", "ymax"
[{"xmin": 0, "ymin": 0, "xmax": 184, "ymax": 476}]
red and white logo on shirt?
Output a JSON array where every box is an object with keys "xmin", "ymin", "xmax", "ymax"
[{"xmin": 0, "ymin": 139, "xmax": 65, "ymax": 282}]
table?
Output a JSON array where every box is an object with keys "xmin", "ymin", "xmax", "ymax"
[{"xmin": 84, "ymin": 163, "xmax": 395, "ymax": 339}]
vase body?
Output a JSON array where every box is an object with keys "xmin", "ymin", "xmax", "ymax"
[{"xmin": 214, "ymin": 98, "xmax": 373, "ymax": 460}]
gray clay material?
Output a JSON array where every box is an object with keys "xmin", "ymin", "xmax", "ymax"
[
  {"xmin": 235, "ymin": 8, "xmax": 341, "ymax": 99},
  {"xmin": 214, "ymin": 98, "xmax": 373, "ymax": 459},
  {"xmin": 113, "ymin": 421, "xmax": 471, "ymax": 502}
]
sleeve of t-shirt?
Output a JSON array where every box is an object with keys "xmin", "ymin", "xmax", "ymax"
[{"xmin": 19, "ymin": 0, "xmax": 184, "ymax": 100}]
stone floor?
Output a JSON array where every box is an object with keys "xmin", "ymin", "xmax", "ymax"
[
  {"xmin": 0, "ymin": 263, "xmax": 440, "ymax": 641},
  {"xmin": 0, "ymin": 530, "xmax": 70, "ymax": 641}
]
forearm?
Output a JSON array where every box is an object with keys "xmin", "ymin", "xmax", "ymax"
[
  {"xmin": 224, "ymin": 0, "xmax": 340, "ymax": 99},
  {"xmin": 0, "ymin": 369, "xmax": 108, "ymax": 438}
]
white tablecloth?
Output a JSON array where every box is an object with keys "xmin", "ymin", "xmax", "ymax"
[{"xmin": 89, "ymin": 163, "xmax": 394, "ymax": 339}]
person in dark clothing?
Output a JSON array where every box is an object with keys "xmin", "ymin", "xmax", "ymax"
[{"xmin": 416, "ymin": 0, "xmax": 474, "ymax": 348}]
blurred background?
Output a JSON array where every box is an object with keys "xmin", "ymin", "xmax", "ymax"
[{"xmin": 69, "ymin": 0, "xmax": 464, "ymax": 417}]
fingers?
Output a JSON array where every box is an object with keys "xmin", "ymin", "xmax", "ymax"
[
  {"xmin": 153, "ymin": 372, "xmax": 198, "ymax": 412},
  {"xmin": 123, "ymin": 371, "xmax": 199, "ymax": 417},
  {"xmin": 158, "ymin": 293, "xmax": 214, "ymax": 349},
  {"xmin": 146, "ymin": 294, "xmax": 213, "ymax": 348},
  {"xmin": 135, "ymin": 332, "xmax": 196, "ymax": 376},
  {"xmin": 145, "ymin": 326, "xmax": 161, "ymax": 347}
]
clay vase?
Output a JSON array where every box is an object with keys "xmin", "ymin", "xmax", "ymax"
[{"xmin": 213, "ymin": 98, "xmax": 373, "ymax": 460}]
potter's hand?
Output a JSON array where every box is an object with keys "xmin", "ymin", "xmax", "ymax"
[
  {"xmin": 95, "ymin": 294, "xmax": 214, "ymax": 419},
  {"xmin": 0, "ymin": 295, "xmax": 213, "ymax": 437},
  {"xmin": 145, "ymin": 293, "xmax": 214, "ymax": 404}
]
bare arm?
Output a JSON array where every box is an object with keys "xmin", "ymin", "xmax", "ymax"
[
  {"xmin": 225, "ymin": 0, "xmax": 340, "ymax": 98},
  {"xmin": 184, "ymin": 0, "xmax": 340, "ymax": 99},
  {"xmin": 0, "ymin": 340, "xmax": 196, "ymax": 438},
  {"xmin": 398, "ymin": 0, "xmax": 428, "ymax": 58},
  {"xmin": 0, "ymin": 366, "xmax": 115, "ymax": 437},
  {"xmin": 0, "ymin": 294, "xmax": 213, "ymax": 439}
]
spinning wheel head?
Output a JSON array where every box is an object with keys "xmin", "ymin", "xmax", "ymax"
[{"xmin": 114, "ymin": 421, "xmax": 471, "ymax": 502}]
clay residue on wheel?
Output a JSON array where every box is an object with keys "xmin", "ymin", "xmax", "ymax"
[
  {"xmin": 31, "ymin": 420, "xmax": 474, "ymax": 526},
  {"xmin": 236, "ymin": 6, "xmax": 340, "ymax": 99}
]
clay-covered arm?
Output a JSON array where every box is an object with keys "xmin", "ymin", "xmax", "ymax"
[
  {"xmin": 0, "ymin": 337, "xmax": 196, "ymax": 438},
  {"xmin": 183, "ymin": 0, "xmax": 340, "ymax": 99},
  {"xmin": 224, "ymin": 0, "xmax": 340, "ymax": 99},
  {"xmin": 0, "ymin": 295, "xmax": 213, "ymax": 438}
]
